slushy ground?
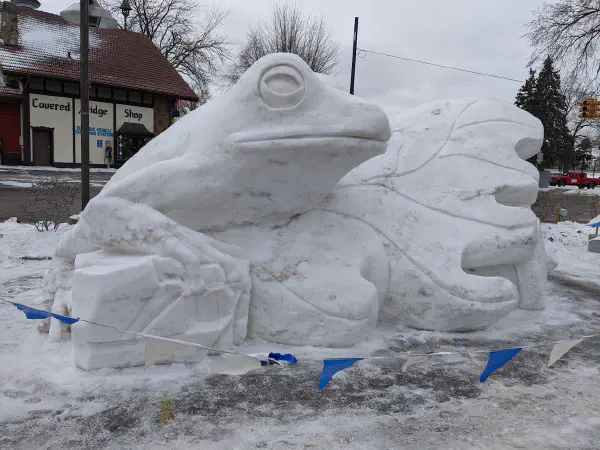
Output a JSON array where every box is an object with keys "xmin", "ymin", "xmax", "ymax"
[{"xmin": 0, "ymin": 219, "xmax": 599, "ymax": 450}]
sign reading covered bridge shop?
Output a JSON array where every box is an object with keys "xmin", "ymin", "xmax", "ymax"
[{"xmin": 26, "ymin": 94, "xmax": 154, "ymax": 166}]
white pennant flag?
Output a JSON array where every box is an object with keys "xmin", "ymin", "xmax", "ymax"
[
  {"xmin": 548, "ymin": 339, "xmax": 584, "ymax": 367},
  {"xmin": 211, "ymin": 353, "xmax": 264, "ymax": 375},
  {"xmin": 144, "ymin": 337, "xmax": 190, "ymax": 367},
  {"xmin": 402, "ymin": 356, "xmax": 428, "ymax": 372}
]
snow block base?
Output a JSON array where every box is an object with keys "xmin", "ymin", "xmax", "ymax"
[
  {"xmin": 589, "ymin": 237, "xmax": 600, "ymax": 253},
  {"xmin": 71, "ymin": 251, "xmax": 244, "ymax": 370}
]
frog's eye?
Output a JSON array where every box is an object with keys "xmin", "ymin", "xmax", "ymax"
[{"xmin": 259, "ymin": 65, "xmax": 305, "ymax": 109}]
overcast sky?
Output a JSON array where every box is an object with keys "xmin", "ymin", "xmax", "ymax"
[{"xmin": 43, "ymin": 0, "xmax": 548, "ymax": 112}]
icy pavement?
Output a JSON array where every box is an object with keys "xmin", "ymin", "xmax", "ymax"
[
  {"xmin": 0, "ymin": 165, "xmax": 117, "ymax": 173},
  {"xmin": 0, "ymin": 166, "xmax": 114, "ymax": 190},
  {"xmin": 540, "ymin": 186, "xmax": 600, "ymax": 196},
  {"xmin": 0, "ymin": 220, "xmax": 600, "ymax": 449}
]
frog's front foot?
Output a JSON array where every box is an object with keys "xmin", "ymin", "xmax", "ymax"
[
  {"xmin": 42, "ymin": 225, "xmax": 99, "ymax": 341},
  {"xmin": 56, "ymin": 195, "xmax": 251, "ymax": 369}
]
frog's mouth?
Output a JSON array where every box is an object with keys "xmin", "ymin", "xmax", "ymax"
[
  {"xmin": 231, "ymin": 126, "xmax": 390, "ymax": 147},
  {"xmin": 234, "ymin": 135, "xmax": 389, "ymax": 155}
]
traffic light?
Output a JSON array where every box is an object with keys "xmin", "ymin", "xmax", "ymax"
[{"xmin": 579, "ymin": 98, "xmax": 599, "ymax": 119}]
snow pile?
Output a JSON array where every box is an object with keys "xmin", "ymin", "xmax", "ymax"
[
  {"xmin": 0, "ymin": 218, "xmax": 72, "ymax": 263},
  {"xmin": 540, "ymin": 186, "xmax": 600, "ymax": 196},
  {"xmin": 543, "ymin": 221, "xmax": 600, "ymax": 291},
  {"xmin": 0, "ymin": 180, "xmax": 34, "ymax": 188},
  {"xmin": 544, "ymin": 221, "xmax": 590, "ymax": 248}
]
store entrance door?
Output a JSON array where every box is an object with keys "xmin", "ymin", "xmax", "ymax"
[
  {"xmin": 32, "ymin": 129, "xmax": 53, "ymax": 166},
  {"xmin": 115, "ymin": 122, "xmax": 154, "ymax": 167}
]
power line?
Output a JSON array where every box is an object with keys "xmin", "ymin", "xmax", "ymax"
[{"xmin": 357, "ymin": 48, "xmax": 523, "ymax": 84}]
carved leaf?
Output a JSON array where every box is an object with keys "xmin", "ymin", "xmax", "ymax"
[{"xmin": 324, "ymin": 98, "xmax": 544, "ymax": 331}]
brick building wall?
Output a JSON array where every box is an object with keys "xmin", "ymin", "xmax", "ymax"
[
  {"xmin": 532, "ymin": 190, "xmax": 600, "ymax": 223},
  {"xmin": 153, "ymin": 95, "xmax": 172, "ymax": 135}
]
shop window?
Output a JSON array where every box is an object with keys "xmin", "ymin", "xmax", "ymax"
[
  {"xmin": 64, "ymin": 83, "xmax": 79, "ymax": 95},
  {"xmin": 143, "ymin": 93, "xmax": 153, "ymax": 105},
  {"xmin": 113, "ymin": 89, "xmax": 127, "ymax": 102},
  {"xmin": 29, "ymin": 78, "xmax": 43, "ymax": 90},
  {"xmin": 89, "ymin": 86, "xmax": 97, "ymax": 98},
  {"xmin": 129, "ymin": 91, "xmax": 142, "ymax": 103},
  {"xmin": 46, "ymin": 80, "xmax": 62, "ymax": 92},
  {"xmin": 97, "ymin": 87, "xmax": 111, "ymax": 99}
]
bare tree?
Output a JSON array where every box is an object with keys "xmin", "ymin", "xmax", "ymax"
[
  {"xmin": 560, "ymin": 73, "xmax": 600, "ymax": 170},
  {"xmin": 104, "ymin": 0, "xmax": 230, "ymax": 102},
  {"xmin": 31, "ymin": 178, "xmax": 78, "ymax": 232},
  {"xmin": 526, "ymin": 1, "xmax": 600, "ymax": 79},
  {"xmin": 226, "ymin": 1, "xmax": 339, "ymax": 85}
]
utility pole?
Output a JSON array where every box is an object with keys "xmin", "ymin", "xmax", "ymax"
[
  {"xmin": 350, "ymin": 17, "xmax": 359, "ymax": 95},
  {"xmin": 80, "ymin": 0, "xmax": 90, "ymax": 209}
]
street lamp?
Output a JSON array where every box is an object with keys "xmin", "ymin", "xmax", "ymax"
[{"xmin": 120, "ymin": 0, "xmax": 131, "ymax": 31}]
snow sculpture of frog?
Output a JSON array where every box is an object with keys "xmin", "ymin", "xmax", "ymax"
[{"xmin": 42, "ymin": 53, "xmax": 553, "ymax": 370}]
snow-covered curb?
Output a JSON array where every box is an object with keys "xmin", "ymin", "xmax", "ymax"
[{"xmin": 0, "ymin": 165, "xmax": 117, "ymax": 173}]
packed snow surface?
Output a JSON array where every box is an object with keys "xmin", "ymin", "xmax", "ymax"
[{"xmin": 1, "ymin": 218, "xmax": 600, "ymax": 448}]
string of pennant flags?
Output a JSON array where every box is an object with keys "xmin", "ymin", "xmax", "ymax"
[{"xmin": 1, "ymin": 299, "xmax": 596, "ymax": 391}]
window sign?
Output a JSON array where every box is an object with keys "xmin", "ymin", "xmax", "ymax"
[{"xmin": 75, "ymin": 99, "xmax": 114, "ymax": 164}]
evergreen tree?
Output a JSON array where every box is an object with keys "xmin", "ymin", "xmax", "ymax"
[
  {"xmin": 514, "ymin": 58, "xmax": 572, "ymax": 168},
  {"xmin": 515, "ymin": 69, "xmax": 537, "ymax": 114},
  {"xmin": 533, "ymin": 57, "xmax": 571, "ymax": 168}
]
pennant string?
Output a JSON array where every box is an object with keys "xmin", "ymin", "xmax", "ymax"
[
  {"xmin": 0, "ymin": 298, "xmax": 597, "ymax": 383},
  {"xmin": 79, "ymin": 319, "xmax": 254, "ymax": 358}
]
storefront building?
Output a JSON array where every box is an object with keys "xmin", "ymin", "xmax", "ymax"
[{"xmin": 0, "ymin": 0, "xmax": 198, "ymax": 167}]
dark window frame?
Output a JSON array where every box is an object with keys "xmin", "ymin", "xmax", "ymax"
[{"xmin": 23, "ymin": 76, "xmax": 158, "ymax": 107}]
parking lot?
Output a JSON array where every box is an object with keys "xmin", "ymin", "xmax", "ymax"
[{"xmin": 0, "ymin": 166, "xmax": 115, "ymax": 221}]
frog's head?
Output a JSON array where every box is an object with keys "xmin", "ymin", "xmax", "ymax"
[
  {"xmin": 219, "ymin": 53, "xmax": 391, "ymax": 162},
  {"xmin": 173, "ymin": 53, "xmax": 392, "ymax": 226}
]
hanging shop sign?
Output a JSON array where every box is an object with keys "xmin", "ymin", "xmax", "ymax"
[{"xmin": 116, "ymin": 104, "xmax": 154, "ymax": 134}]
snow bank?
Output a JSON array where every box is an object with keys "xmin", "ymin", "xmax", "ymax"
[
  {"xmin": 542, "ymin": 221, "xmax": 600, "ymax": 291},
  {"xmin": 0, "ymin": 219, "xmax": 72, "ymax": 263}
]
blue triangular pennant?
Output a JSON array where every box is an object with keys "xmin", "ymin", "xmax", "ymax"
[
  {"xmin": 318, "ymin": 358, "xmax": 363, "ymax": 391},
  {"xmin": 12, "ymin": 303, "xmax": 79, "ymax": 325},
  {"xmin": 480, "ymin": 348, "xmax": 522, "ymax": 382}
]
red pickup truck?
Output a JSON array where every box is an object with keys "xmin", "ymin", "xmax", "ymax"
[{"xmin": 550, "ymin": 171, "xmax": 600, "ymax": 189}]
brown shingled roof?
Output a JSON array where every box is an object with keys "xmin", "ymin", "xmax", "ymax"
[{"xmin": 0, "ymin": 6, "xmax": 198, "ymax": 101}]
